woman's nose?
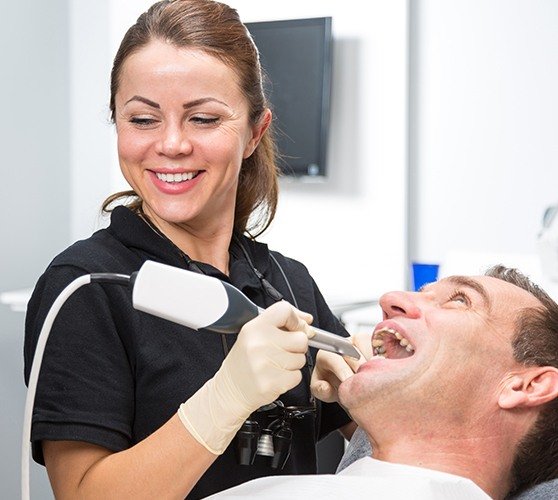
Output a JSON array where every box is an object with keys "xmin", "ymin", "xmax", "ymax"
[
  {"xmin": 156, "ymin": 124, "xmax": 192, "ymax": 157},
  {"xmin": 379, "ymin": 291, "xmax": 422, "ymax": 320}
]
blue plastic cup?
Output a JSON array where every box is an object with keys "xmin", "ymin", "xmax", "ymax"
[{"xmin": 411, "ymin": 262, "xmax": 440, "ymax": 291}]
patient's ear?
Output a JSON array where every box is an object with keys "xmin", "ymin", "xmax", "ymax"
[{"xmin": 499, "ymin": 367, "xmax": 558, "ymax": 409}]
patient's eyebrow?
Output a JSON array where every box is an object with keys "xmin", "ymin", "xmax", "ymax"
[{"xmin": 444, "ymin": 276, "xmax": 492, "ymax": 312}]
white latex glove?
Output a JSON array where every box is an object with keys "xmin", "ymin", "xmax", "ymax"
[
  {"xmin": 178, "ymin": 301, "xmax": 313, "ymax": 455},
  {"xmin": 310, "ymin": 330, "xmax": 373, "ymax": 403}
]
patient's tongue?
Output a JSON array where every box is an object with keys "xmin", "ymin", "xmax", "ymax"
[{"xmin": 385, "ymin": 337, "xmax": 413, "ymax": 359}]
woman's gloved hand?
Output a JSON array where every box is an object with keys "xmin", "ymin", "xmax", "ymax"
[
  {"xmin": 310, "ymin": 331, "xmax": 373, "ymax": 403},
  {"xmin": 178, "ymin": 301, "xmax": 313, "ymax": 455}
]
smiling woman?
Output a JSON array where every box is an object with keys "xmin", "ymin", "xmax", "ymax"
[
  {"xmin": 112, "ymin": 41, "xmax": 265, "ymax": 249},
  {"xmin": 23, "ymin": 1, "xmax": 353, "ymax": 499}
]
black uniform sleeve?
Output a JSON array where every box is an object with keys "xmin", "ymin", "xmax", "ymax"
[{"xmin": 24, "ymin": 264, "xmax": 135, "ymax": 464}]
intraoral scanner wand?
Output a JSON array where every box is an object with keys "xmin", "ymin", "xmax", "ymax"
[{"xmin": 132, "ymin": 260, "xmax": 360, "ymax": 359}]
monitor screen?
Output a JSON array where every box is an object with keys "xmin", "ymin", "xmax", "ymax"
[{"xmin": 246, "ymin": 17, "xmax": 333, "ymax": 178}]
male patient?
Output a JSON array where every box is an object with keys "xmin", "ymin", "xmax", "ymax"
[{"xmin": 210, "ymin": 265, "xmax": 558, "ymax": 499}]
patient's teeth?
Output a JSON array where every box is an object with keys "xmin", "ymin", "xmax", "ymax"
[{"xmin": 372, "ymin": 327, "xmax": 416, "ymax": 358}]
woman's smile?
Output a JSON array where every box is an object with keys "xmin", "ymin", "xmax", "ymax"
[{"xmin": 148, "ymin": 169, "xmax": 205, "ymax": 195}]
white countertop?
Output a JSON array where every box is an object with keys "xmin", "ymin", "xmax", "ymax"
[{"xmin": 0, "ymin": 288, "xmax": 32, "ymax": 312}]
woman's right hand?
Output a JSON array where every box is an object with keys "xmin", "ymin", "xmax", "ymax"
[
  {"xmin": 178, "ymin": 301, "xmax": 313, "ymax": 455},
  {"xmin": 221, "ymin": 300, "xmax": 313, "ymax": 409}
]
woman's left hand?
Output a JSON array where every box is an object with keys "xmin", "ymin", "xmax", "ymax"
[{"xmin": 310, "ymin": 331, "xmax": 373, "ymax": 403}]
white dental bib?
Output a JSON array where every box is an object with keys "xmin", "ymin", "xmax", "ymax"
[{"xmin": 207, "ymin": 456, "xmax": 491, "ymax": 499}]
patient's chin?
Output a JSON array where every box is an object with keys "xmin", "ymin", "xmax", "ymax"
[{"xmin": 337, "ymin": 373, "xmax": 369, "ymax": 410}]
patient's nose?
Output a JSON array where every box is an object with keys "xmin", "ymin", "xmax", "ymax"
[{"xmin": 379, "ymin": 291, "xmax": 421, "ymax": 320}]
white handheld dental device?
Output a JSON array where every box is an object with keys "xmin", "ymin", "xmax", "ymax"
[{"xmin": 132, "ymin": 260, "xmax": 360, "ymax": 359}]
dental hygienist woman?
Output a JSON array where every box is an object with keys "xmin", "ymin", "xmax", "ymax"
[{"xmin": 23, "ymin": 1, "xmax": 356, "ymax": 498}]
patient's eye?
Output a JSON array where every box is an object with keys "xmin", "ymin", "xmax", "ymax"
[{"xmin": 447, "ymin": 289, "xmax": 471, "ymax": 307}]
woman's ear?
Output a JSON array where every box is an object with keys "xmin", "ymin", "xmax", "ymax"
[
  {"xmin": 243, "ymin": 108, "xmax": 272, "ymax": 159},
  {"xmin": 499, "ymin": 366, "xmax": 558, "ymax": 410}
]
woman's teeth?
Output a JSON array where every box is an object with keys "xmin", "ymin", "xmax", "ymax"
[{"xmin": 156, "ymin": 171, "xmax": 198, "ymax": 183}]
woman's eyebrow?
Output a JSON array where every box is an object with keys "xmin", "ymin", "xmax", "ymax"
[
  {"xmin": 123, "ymin": 96, "xmax": 230, "ymax": 110},
  {"xmin": 183, "ymin": 97, "xmax": 229, "ymax": 110},
  {"xmin": 125, "ymin": 95, "xmax": 160, "ymax": 108}
]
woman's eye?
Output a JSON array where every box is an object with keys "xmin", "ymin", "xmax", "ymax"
[
  {"xmin": 130, "ymin": 117, "xmax": 157, "ymax": 127},
  {"xmin": 191, "ymin": 116, "xmax": 219, "ymax": 125}
]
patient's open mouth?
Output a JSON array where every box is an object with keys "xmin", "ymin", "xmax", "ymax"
[{"xmin": 372, "ymin": 327, "xmax": 415, "ymax": 359}]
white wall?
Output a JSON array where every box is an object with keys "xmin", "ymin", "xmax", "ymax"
[
  {"xmin": 1, "ymin": 2, "xmax": 71, "ymax": 498},
  {"xmin": 409, "ymin": 0, "xmax": 558, "ymax": 271},
  {"xmin": 71, "ymin": 0, "xmax": 410, "ymax": 304},
  {"xmin": 70, "ymin": 0, "xmax": 115, "ymax": 239}
]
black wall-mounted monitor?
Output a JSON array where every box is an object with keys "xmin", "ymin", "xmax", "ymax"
[{"xmin": 246, "ymin": 17, "xmax": 333, "ymax": 178}]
